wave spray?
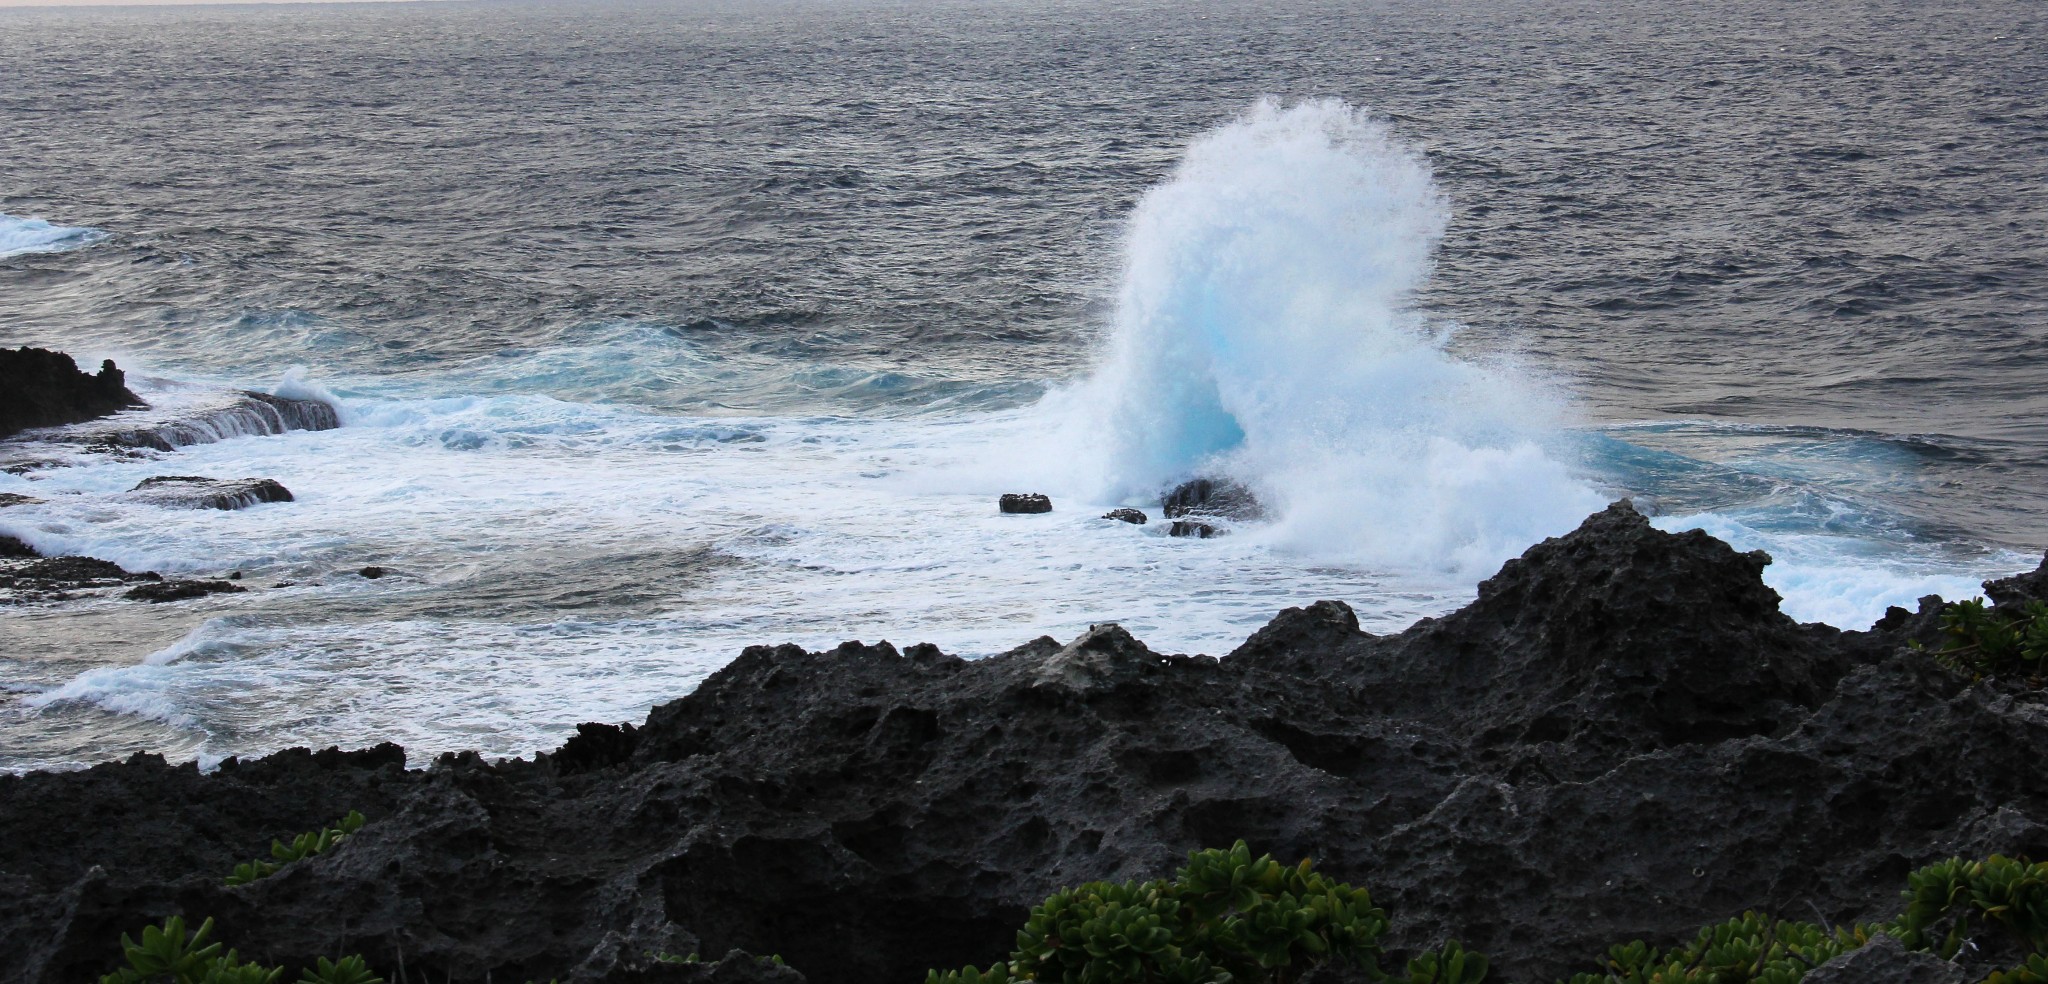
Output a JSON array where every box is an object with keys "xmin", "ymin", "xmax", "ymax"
[{"xmin": 1066, "ymin": 99, "xmax": 1605, "ymax": 574}]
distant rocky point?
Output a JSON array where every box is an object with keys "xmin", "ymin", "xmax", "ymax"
[{"xmin": 0, "ymin": 346, "xmax": 144, "ymax": 440}]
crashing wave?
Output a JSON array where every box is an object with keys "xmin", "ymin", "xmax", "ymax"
[{"xmin": 0, "ymin": 213, "xmax": 108, "ymax": 259}]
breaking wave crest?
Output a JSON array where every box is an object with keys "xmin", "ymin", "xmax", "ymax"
[{"xmin": 1051, "ymin": 99, "xmax": 1605, "ymax": 573}]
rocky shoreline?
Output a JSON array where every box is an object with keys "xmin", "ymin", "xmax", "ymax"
[
  {"xmin": 0, "ymin": 349, "xmax": 338, "ymax": 606},
  {"xmin": 3, "ymin": 502, "xmax": 2045, "ymax": 983}
]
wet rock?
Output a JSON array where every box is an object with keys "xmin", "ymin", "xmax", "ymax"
[
  {"xmin": 358, "ymin": 566, "xmax": 387, "ymax": 579},
  {"xmin": 1162, "ymin": 478, "xmax": 1261, "ymax": 537},
  {"xmin": 126, "ymin": 476, "xmax": 295, "ymax": 511},
  {"xmin": 0, "ymin": 552, "xmax": 160, "ymax": 603},
  {"xmin": 1161, "ymin": 477, "xmax": 1262, "ymax": 521},
  {"xmin": 998, "ymin": 493, "xmax": 1052, "ymax": 514},
  {"xmin": 81, "ymin": 392, "xmax": 339, "ymax": 453},
  {"xmin": 0, "ymin": 348, "xmax": 144, "ymax": 440},
  {"xmin": 0, "ymin": 492, "xmax": 44, "ymax": 508},
  {"xmin": 1804, "ymin": 935, "xmax": 1965, "ymax": 984},
  {"xmin": 124, "ymin": 579, "xmax": 247, "ymax": 603},
  {"xmin": 1102, "ymin": 508, "xmax": 1148, "ymax": 525},
  {"xmin": 2, "ymin": 502, "xmax": 2047, "ymax": 984}
]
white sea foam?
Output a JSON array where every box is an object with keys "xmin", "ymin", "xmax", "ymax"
[
  {"xmin": 0, "ymin": 213, "xmax": 108, "ymax": 259},
  {"xmin": 4, "ymin": 383, "xmax": 1466, "ymax": 768},
  {"xmin": 1653, "ymin": 511, "xmax": 2020, "ymax": 628}
]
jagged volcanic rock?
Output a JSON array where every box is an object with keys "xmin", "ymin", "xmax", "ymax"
[
  {"xmin": 0, "ymin": 347, "xmax": 144, "ymax": 440},
  {"xmin": 3, "ymin": 503, "xmax": 2046, "ymax": 984},
  {"xmin": 125, "ymin": 475, "xmax": 295, "ymax": 511},
  {"xmin": 1804, "ymin": 935, "xmax": 1964, "ymax": 984}
]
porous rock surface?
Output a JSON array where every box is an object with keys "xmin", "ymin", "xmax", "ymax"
[
  {"xmin": 1803, "ymin": 935, "xmax": 1965, "ymax": 984},
  {"xmin": 0, "ymin": 347, "xmax": 143, "ymax": 439},
  {"xmin": 3, "ymin": 502, "xmax": 2046, "ymax": 984}
]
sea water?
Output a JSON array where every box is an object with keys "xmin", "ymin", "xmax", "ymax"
[{"xmin": 1, "ymin": 0, "xmax": 2042, "ymax": 771}]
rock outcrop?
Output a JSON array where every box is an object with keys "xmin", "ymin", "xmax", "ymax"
[
  {"xmin": 0, "ymin": 537, "xmax": 247, "ymax": 605},
  {"xmin": 1162, "ymin": 477, "xmax": 1261, "ymax": 537},
  {"xmin": 72, "ymin": 391, "xmax": 339, "ymax": 452},
  {"xmin": 2, "ymin": 503, "xmax": 2045, "ymax": 984},
  {"xmin": 126, "ymin": 476, "xmax": 295, "ymax": 511},
  {"xmin": 998, "ymin": 493, "xmax": 1052, "ymax": 514},
  {"xmin": 0, "ymin": 347, "xmax": 144, "ymax": 440}
]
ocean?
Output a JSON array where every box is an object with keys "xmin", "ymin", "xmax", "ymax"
[{"xmin": 1, "ymin": 0, "xmax": 2043, "ymax": 772}]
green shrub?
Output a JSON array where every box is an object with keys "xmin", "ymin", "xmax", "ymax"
[
  {"xmin": 1986, "ymin": 954, "xmax": 2048, "ymax": 984},
  {"xmin": 100, "ymin": 916, "xmax": 281, "ymax": 984},
  {"xmin": 105, "ymin": 811, "xmax": 385, "ymax": 984},
  {"xmin": 924, "ymin": 841, "xmax": 1478, "ymax": 984},
  {"xmin": 226, "ymin": 811, "xmax": 367, "ymax": 887},
  {"xmin": 99, "ymin": 916, "xmax": 387, "ymax": 984},
  {"xmin": 1927, "ymin": 598, "xmax": 2048, "ymax": 685},
  {"xmin": 296, "ymin": 956, "xmax": 383, "ymax": 984},
  {"xmin": 1565, "ymin": 855, "xmax": 2048, "ymax": 984}
]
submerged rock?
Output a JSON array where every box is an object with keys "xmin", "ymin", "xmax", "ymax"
[
  {"xmin": 1, "ymin": 501, "xmax": 2045, "ymax": 984},
  {"xmin": 998, "ymin": 493, "xmax": 1052, "ymax": 514},
  {"xmin": 0, "ymin": 537, "xmax": 243, "ymax": 605},
  {"xmin": 126, "ymin": 476, "xmax": 295, "ymax": 511},
  {"xmin": 0, "ymin": 553, "xmax": 160, "ymax": 603},
  {"xmin": 124, "ymin": 579, "xmax": 247, "ymax": 603},
  {"xmin": 0, "ymin": 348, "xmax": 144, "ymax": 440}
]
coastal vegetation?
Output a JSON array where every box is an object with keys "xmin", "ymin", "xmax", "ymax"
[
  {"xmin": 225, "ymin": 811, "xmax": 366, "ymax": 887},
  {"xmin": 1928, "ymin": 598, "xmax": 2048, "ymax": 686},
  {"xmin": 102, "ymin": 813, "xmax": 380, "ymax": 984},
  {"xmin": 925, "ymin": 841, "xmax": 1480, "ymax": 984},
  {"xmin": 926, "ymin": 848, "xmax": 2048, "ymax": 984}
]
